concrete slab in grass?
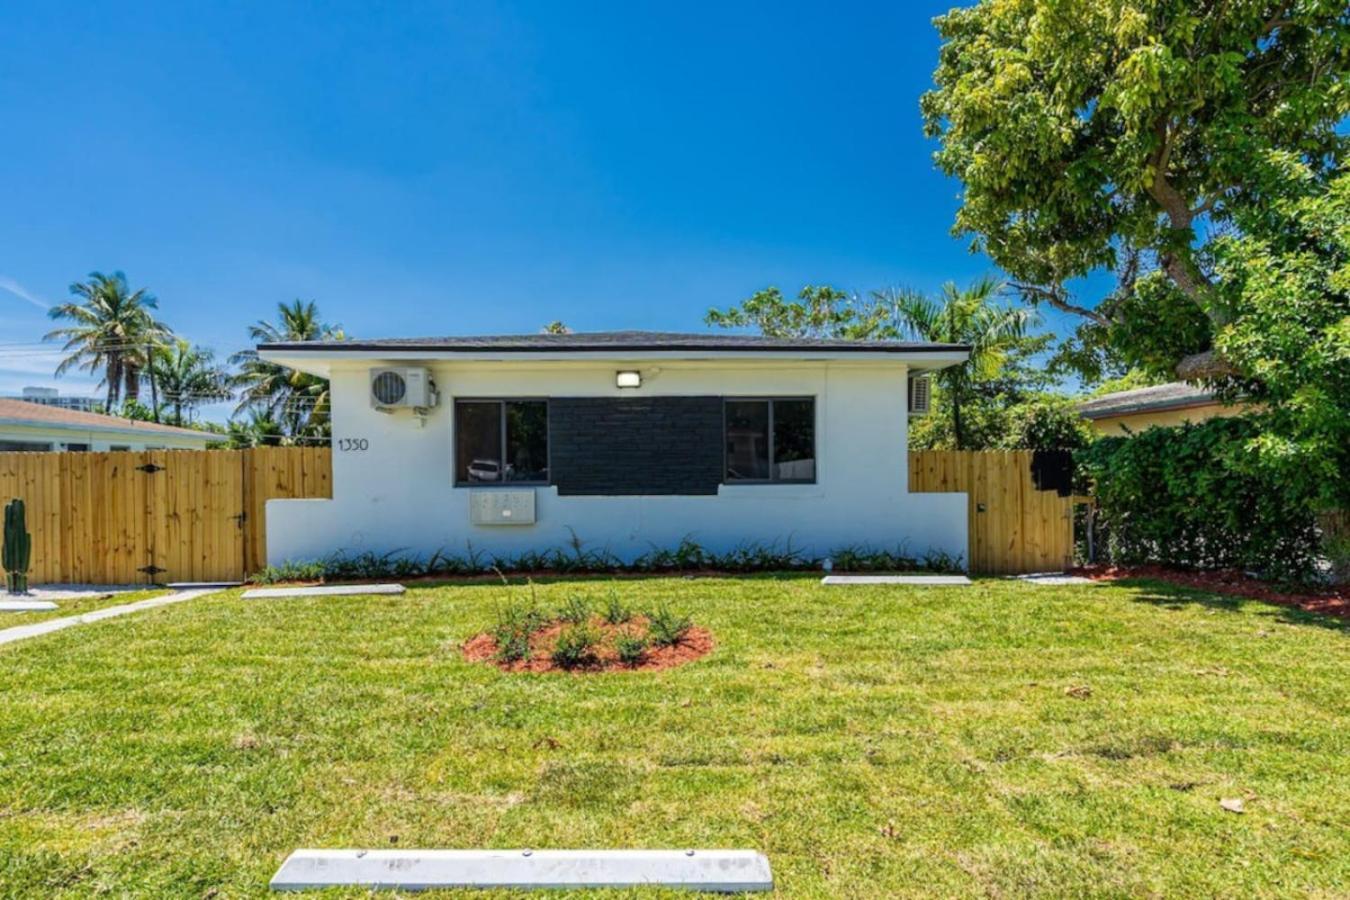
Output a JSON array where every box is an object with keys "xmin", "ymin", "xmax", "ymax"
[
  {"xmin": 1012, "ymin": 572, "xmax": 1096, "ymax": 585},
  {"xmin": 821, "ymin": 574, "xmax": 971, "ymax": 586},
  {"xmin": 270, "ymin": 848, "xmax": 773, "ymax": 893},
  {"xmin": 0, "ymin": 599, "xmax": 59, "ymax": 612},
  {"xmin": 242, "ymin": 583, "xmax": 406, "ymax": 600}
]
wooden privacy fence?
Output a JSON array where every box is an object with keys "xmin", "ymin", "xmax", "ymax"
[
  {"xmin": 2, "ymin": 446, "xmax": 1072, "ymax": 584},
  {"xmin": 0, "ymin": 447, "xmax": 331, "ymax": 584},
  {"xmin": 910, "ymin": 450, "xmax": 1078, "ymax": 575}
]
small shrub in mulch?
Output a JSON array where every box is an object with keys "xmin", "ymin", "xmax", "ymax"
[{"xmin": 464, "ymin": 601, "xmax": 712, "ymax": 673}]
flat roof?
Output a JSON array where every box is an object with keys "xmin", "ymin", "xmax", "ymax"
[
  {"xmin": 1077, "ymin": 382, "xmax": 1220, "ymax": 419},
  {"xmin": 258, "ymin": 330, "xmax": 970, "ymax": 354},
  {"xmin": 0, "ymin": 398, "xmax": 215, "ymax": 441}
]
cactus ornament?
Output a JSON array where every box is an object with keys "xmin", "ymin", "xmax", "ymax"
[{"xmin": 3, "ymin": 498, "xmax": 32, "ymax": 594}]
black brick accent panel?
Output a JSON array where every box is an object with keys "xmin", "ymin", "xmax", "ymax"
[{"xmin": 549, "ymin": 397, "xmax": 723, "ymax": 496}]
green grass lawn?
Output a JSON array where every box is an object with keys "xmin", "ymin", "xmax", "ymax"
[
  {"xmin": 0, "ymin": 588, "xmax": 167, "ymax": 627},
  {"xmin": 0, "ymin": 576, "xmax": 1346, "ymax": 898}
]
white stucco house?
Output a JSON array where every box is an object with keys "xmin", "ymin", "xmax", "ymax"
[
  {"xmin": 0, "ymin": 398, "xmax": 216, "ymax": 452},
  {"xmin": 258, "ymin": 331, "xmax": 971, "ymax": 568}
]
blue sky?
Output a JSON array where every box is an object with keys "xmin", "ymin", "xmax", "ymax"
[{"xmin": 0, "ymin": 1, "xmax": 1081, "ymax": 416}]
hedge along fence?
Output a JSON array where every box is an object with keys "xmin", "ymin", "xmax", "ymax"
[{"xmin": 1077, "ymin": 417, "xmax": 1325, "ymax": 581}]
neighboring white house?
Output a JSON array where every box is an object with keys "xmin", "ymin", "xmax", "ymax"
[
  {"xmin": 0, "ymin": 398, "xmax": 216, "ymax": 452},
  {"xmin": 258, "ymin": 331, "xmax": 972, "ymax": 568}
]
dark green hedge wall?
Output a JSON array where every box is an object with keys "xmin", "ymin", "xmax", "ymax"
[{"xmin": 1078, "ymin": 417, "xmax": 1322, "ymax": 580}]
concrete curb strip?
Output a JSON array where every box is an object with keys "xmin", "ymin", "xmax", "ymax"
[
  {"xmin": 821, "ymin": 574, "xmax": 972, "ymax": 586},
  {"xmin": 269, "ymin": 849, "xmax": 773, "ymax": 893},
  {"xmin": 0, "ymin": 589, "xmax": 217, "ymax": 648},
  {"xmin": 242, "ymin": 583, "xmax": 406, "ymax": 599}
]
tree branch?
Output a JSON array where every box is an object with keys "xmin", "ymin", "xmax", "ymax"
[{"xmin": 1010, "ymin": 283, "xmax": 1113, "ymax": 326}]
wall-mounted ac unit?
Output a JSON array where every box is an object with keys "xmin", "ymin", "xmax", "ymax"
[
  {"xmin": 908, "ymin": 374, "xmax": 932, "ymax": 416},
  {"xmin": 370, "ymin": 367, "xmax": 438, "ymax": 410}
]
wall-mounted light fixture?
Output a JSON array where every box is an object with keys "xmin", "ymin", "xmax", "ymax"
[{"xmin": 616, "ymin": 370, "xmax": 642, "ymax": 389}]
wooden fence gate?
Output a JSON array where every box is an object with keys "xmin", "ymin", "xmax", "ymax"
[
  {"xmin": 0, "ymin": 447, "xmax": 331, "ymax": 584},
  {"xmin": 910, "ymin": 450, "xmax": 1078, "ymax": 575}
]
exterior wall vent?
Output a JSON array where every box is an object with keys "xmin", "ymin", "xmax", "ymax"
[{"xmin": 908, "ymin": 374, "xmax": 932, "ymax": 416}]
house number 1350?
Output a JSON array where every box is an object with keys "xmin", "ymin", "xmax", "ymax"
[{"xmin": 337, "ymin": 438, "xmax": 368, "ymax": 451}]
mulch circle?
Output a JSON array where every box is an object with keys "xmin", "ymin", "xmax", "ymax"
[
  {"xmin": 463, "ymin": 616, "xmax": 715, "ymax": 673},
  {"xmin": 1072, "ymin": 564, "xmax": 1350, "ymax": 621}
]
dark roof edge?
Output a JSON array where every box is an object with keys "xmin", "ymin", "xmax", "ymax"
[
  {"xmin": 258, "ymin": 340, "xmax": 972, "ymax": 354},
  {"xmin": 1079, "ymin": 396, "xmax": 1222, "ymax": 418}
]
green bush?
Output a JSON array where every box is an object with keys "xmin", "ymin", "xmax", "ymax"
[
  {"xmin": 1078, "ymin": 417, "xmax": 1322, "ymax": 580},
  {"xmin": 614, "ymin": 632, "xmax": 648, "ymax": 666},
  {"xmin": 602, "ymin": 589, "xmax": 632, "ymax": 625},
  {"xmin": 646, "ymin": 603, "xmax": 693, "ymax": 647},
  {"xmin": 492, "ymin": 595, "xmax": 547, "ymax": 663},
  {"xmin": 558, "ymin": 594, "xmax": 591, "ymax": 624},
  {"xmin": 550, "ymin": 624, "xmax": 600, "ymax": 669}
]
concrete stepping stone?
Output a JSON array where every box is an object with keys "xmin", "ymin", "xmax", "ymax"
[
  {"xmin": 242, "ymin": 583, "xmax": 406, "ymax": 600},
  {"xmin": 0, "ymin": 599, "xmax": 59, "ymax": 612},
  {"xmin": 270, "ymin": 848, "xmax": 773, "ymax": 893},
  {"xmin": 821, "ymin": 574, "xmax": 971, "ymax": 586},
  {"xmin": 1012, "ymin": 573, "xmax": 1095, "ymax": 585}
]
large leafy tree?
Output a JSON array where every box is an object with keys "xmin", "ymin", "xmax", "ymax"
[
  {"xmin": 705, "ymin": 285, "xmax": 886, "ymax": 339},
  {"xmin": 1207, "ymin": 164, "xmax": 1350, "ymax": 508},
  {"xmin": 45, "ymin": 271, "xmax": 170, "ymax": 408},
  {"xmin": 922, "ymin": 1, "xmax": 1348, "ymax": 381},
  {"xmin": 229, "ymin": 300, "xmax": 342, "ymax": 440},
  {"xmin": 150, "ymin": 338, "xmax": 232, "ymax": 425}
]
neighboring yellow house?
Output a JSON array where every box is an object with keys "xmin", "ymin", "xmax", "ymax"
[{"xmin": 1078, "ymin": 382, "xmax": 1247, "ymax": 436}]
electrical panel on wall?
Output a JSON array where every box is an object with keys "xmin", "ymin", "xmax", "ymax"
[{"xmin": 469, "ymin": 490, "xmax": 537, "ymax": 526}]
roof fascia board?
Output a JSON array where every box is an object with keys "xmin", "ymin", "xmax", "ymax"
[
  {"xmin": 0, "ymin": 418, "xmax": 214, "ymax": 441},
  {"xmin": 259, "ymin": 348, "xmax": 970, "ymax": 371}
]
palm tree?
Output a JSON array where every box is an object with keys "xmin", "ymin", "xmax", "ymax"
[
  {"xmin": 229, "ymin": 300, "xmax": 342, "ymax": 439},
  {"xmin": 224, "ymin": 410, "xmax": 288, "ymax": 448},
  {"xmin": 873, "ymin": 277, "xmax": 1037, "ymax": 450},
  {"xmin": 150, "ymin": 338, "xmax": 232, "ymax": 425},
  {"xmin": 45, "ymin": 272, "xmax": 170, "ymax": 408}
]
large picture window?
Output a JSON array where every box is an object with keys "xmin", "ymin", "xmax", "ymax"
[
  {"xmin": 724, "ymin": 398, "xmax": 815, "ymax": 483},
  {"xmin": 455, "ymin": 399, "xmax": 549, "ymax": 485}
]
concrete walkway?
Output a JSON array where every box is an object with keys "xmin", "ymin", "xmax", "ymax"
[{"xmin": 0, "ymin": 588, "xmax": 218, "ymax": 648}]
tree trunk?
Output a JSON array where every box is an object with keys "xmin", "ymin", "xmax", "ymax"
[
  {"xmin": 1176, "ymin": 348, "xmax": 1239, "ymax": 380},
  {"xmin": 105, "ymin": 357, "xmax": 122, "ymax": 409},
  {"xmin": 952, "ymin": 393, "xmax": 964, "ymax": 451},
  {"xmin": 123, "ymin": 364, "xmax": 140, "ymax": 403}
]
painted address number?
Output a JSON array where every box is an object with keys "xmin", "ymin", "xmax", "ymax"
[{"xmin": 337, "ymin": 438, "xmax": 369, "ymax": 452}]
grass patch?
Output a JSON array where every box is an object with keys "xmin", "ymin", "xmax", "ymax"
[
  {"xmin": 0, "ymin": 577, "xmax": 1347, "ymax": 896},
  {"xmin": 0, "ymin": 588, "xmax": 168, "ymax": 627}
]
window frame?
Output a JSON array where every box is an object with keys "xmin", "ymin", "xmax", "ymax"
[
  {"xmin": 722, "ymin": 396, "xmax": 817, "ymax": 485},
  {"xmin": 453, "ymin": 397, "xmax": 551, "ymax": 487}
]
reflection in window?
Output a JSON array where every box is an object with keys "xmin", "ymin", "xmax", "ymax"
[
  {"xmin": 455, "ymin": 400, "xmax": 549, "ymax": 484},
  {"xmin": 724, "ymin": 398, "xmax": 815, "ymax": 483}
]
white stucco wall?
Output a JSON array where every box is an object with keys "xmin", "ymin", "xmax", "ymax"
[{"xmin": 265, "ymin": 358, "xmax": 968, "ymax": 569}]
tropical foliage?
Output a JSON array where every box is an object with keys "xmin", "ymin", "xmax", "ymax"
[
  {"xmin": 149, "ymin": 338, "xmax": 231, "ymax": 425},
  {"xmin": 229, "ymin": 300, "xmax": 342, "ymax": 442},
  {"xmin": 707, "ymin": 278, "xmax": 1071, "ymax": 450},
  {"xmin": 44, "ymin": 271, "xmax": 169, "ymax": 409},
  {"xmin": 922, "ymin": 0, "xmax": 1348, "ymax": 384},
  {"xmin": 877, "ymin": 277, "xmax": 1038, "ymax": 449},
  {"xmin": 924, "ymin": 0, "xmax": 1348, "ymax": 511},
  {"xmin": 1080, "ymin": 417, "xmax": 1323, "ymax": 581}
]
